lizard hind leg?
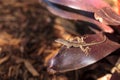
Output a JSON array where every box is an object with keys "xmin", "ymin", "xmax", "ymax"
[
  {"xmin": 84, "ymin": 47, "xmax": 91, "ymax": 55},
  {"xmin": 79, "ymin": 46, "xmax": 91, "ymax": 55}
]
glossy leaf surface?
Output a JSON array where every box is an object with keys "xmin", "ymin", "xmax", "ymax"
[
  {"xmin": 47, "ymin": 0, "xmax": 110, "ymax": 12},
  {"xmin": 44, "ymin": 0, "xmax": 114, "ymax": 33},
  {"xmin": 47, "ymin": 33, "xmax": 120, "ymax": 73}
]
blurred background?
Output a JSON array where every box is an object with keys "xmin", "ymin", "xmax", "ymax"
[{"xmin": 0, "ymin": 0, "xmax": 119, "ymax": 80}]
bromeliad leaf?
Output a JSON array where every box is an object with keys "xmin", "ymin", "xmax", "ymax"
[
  {"xmin": 46, "ymin": 0, "xmax": 120, "ymax": 26},
  {"xmin": 47, "ymin": 33, "xmax": 120, "ymax": 73},
  {"xmin": 46, "ymin": 0, "xmax": 110, "ymax": 12},
  {"xmin": 44, "ymin": 0, "xmax": 113, "ymax": 33},
  {"xmin": 94, "ymin": 7, "xmax": 120, "ymax": 26}
]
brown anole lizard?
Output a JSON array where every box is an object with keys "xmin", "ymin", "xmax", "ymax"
[{"xmin": 55, "ymin": 35, "xmax": 106, "ymax": 55}]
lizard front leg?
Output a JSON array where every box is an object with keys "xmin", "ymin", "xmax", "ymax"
[{"xmin": 71, "ymin": 36, "xmax": 87, "ymax": 43}]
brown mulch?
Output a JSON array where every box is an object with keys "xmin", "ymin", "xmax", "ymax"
[{"xmin": 0, "ymin": 0, "xmax": 119, "ymax": 80}]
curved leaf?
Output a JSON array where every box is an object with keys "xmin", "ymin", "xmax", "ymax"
[{"xmin": 47, "ymin": 33, "xmax": 120, "ymax": 73}]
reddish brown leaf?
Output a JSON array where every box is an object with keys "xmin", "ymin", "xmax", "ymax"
[
  {"xmin": 94, "ymin": 7, "xmax": 120, "ymax": 26},
  {"xmin": 47, "ymin": 33, "xmax": 120, "ymax": 73},
  {"xmin": 46, "ymin": 0, "xmax": 110, "ymax": 12},
  {"xmin": 44, "ymin": 0, "xmax": 114, "ymax": 33}
]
